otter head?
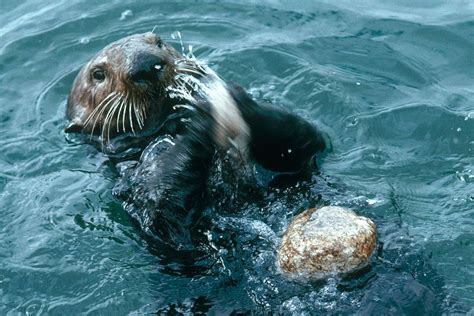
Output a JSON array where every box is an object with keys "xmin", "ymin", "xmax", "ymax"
[{"xmin": 65, "ymin": 32, "xmax": 183, "ymax": 147}]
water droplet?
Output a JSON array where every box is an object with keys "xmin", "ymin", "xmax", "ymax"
[
  {"xmin": 348, "ymin": 117, "xmax": 359, "ymax": 127},
  {"xmin": 218, "ymin": 248, "xmax": 228, "ymax": 256},
  {"xmin": 26, "ymin": 302, "xmax": 41, "ymax": 315},
  {"xmin": 171, "ymin": 31, "xmax": 180, "ymax": 40},
  {"xmin": 366, "ymin": 198, "xmax": 378, "ymax": 205},
  {"xmin": 171, "ymin": 31, "xmax": 186, "ymax": 55},
  {"xmin": 119, "ymin": 9, "xmax": 133, "ymax": 20}
]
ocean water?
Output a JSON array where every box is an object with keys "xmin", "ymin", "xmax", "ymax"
[{"xmin": 0, "ymin": 0, "xmax": 473, "ymax": 314}]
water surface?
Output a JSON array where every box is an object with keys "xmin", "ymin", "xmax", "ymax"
[{"xmin": 0, "ymin": 0, "xmax": 473, "ymax": 314}]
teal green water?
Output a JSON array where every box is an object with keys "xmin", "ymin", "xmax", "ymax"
[{"xmin": 1, "ymin": 0, "xmax": 473, "ymax": 314}]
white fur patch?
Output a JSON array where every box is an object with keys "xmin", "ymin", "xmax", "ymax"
[
  {"xmin": 205, "ymin": 80, "xmax": 250, "ymax": 154},
  {"xmin": 167, "ymin": 59, "xmax": 250, "ymax": 154}
]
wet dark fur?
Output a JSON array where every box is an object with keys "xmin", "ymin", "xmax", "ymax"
[
  {"xmin": 66, "ymin": 33, "xmax": 326, "ymax": 244},
  {"xmin": 112, "ymin": 85, "xmax": 326, "ymax": 244}
]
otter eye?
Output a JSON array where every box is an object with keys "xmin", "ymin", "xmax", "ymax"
[{"xmin": 92, "ymin": 68, "xmax": 106, "ymax": 81}]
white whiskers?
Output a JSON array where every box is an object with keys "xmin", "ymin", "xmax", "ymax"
[{"xmin": 82, "ymin": 90, "xmax": 149, "ymax": 146}]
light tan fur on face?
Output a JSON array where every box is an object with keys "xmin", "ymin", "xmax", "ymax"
[{"xmin": 66, "ymin": 32, "xmax": 180, "ymax": 142}]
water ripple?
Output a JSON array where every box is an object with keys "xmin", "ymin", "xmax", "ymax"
[{"xmin": 0, "ymin": 0, "xmax": 473, "ymax": 313}]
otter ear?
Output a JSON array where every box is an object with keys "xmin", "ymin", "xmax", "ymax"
[{"xmin": 64, "ymin": 120, "xmax": 84, "ymax": 133}]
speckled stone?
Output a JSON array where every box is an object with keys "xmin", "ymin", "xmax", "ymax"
[{"xmin": 278, "ymin": 206, "xmax": 376, "ymax": 278}]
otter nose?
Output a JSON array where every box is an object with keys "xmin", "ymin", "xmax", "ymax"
[
  {"xmin": 129, "ymin": 53, "xmax": 165, "ymax": 83},
  {"xmin": 64, "ymin": 120, "xmax": 84, "ymax": 133}
]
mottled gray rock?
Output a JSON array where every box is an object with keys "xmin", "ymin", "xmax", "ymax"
[{"xmin": 278, "ymin": 206, "xmax": 376, "ymax": 278}]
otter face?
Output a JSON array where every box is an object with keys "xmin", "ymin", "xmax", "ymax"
[{"xmin": 65, "ymin": 32, "xmax": 182, "ymax": 142}]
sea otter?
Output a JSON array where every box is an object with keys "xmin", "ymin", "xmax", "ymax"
[{"xmin": 65, "ymin": 32, "xmax": 326, "ymax": 241}]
